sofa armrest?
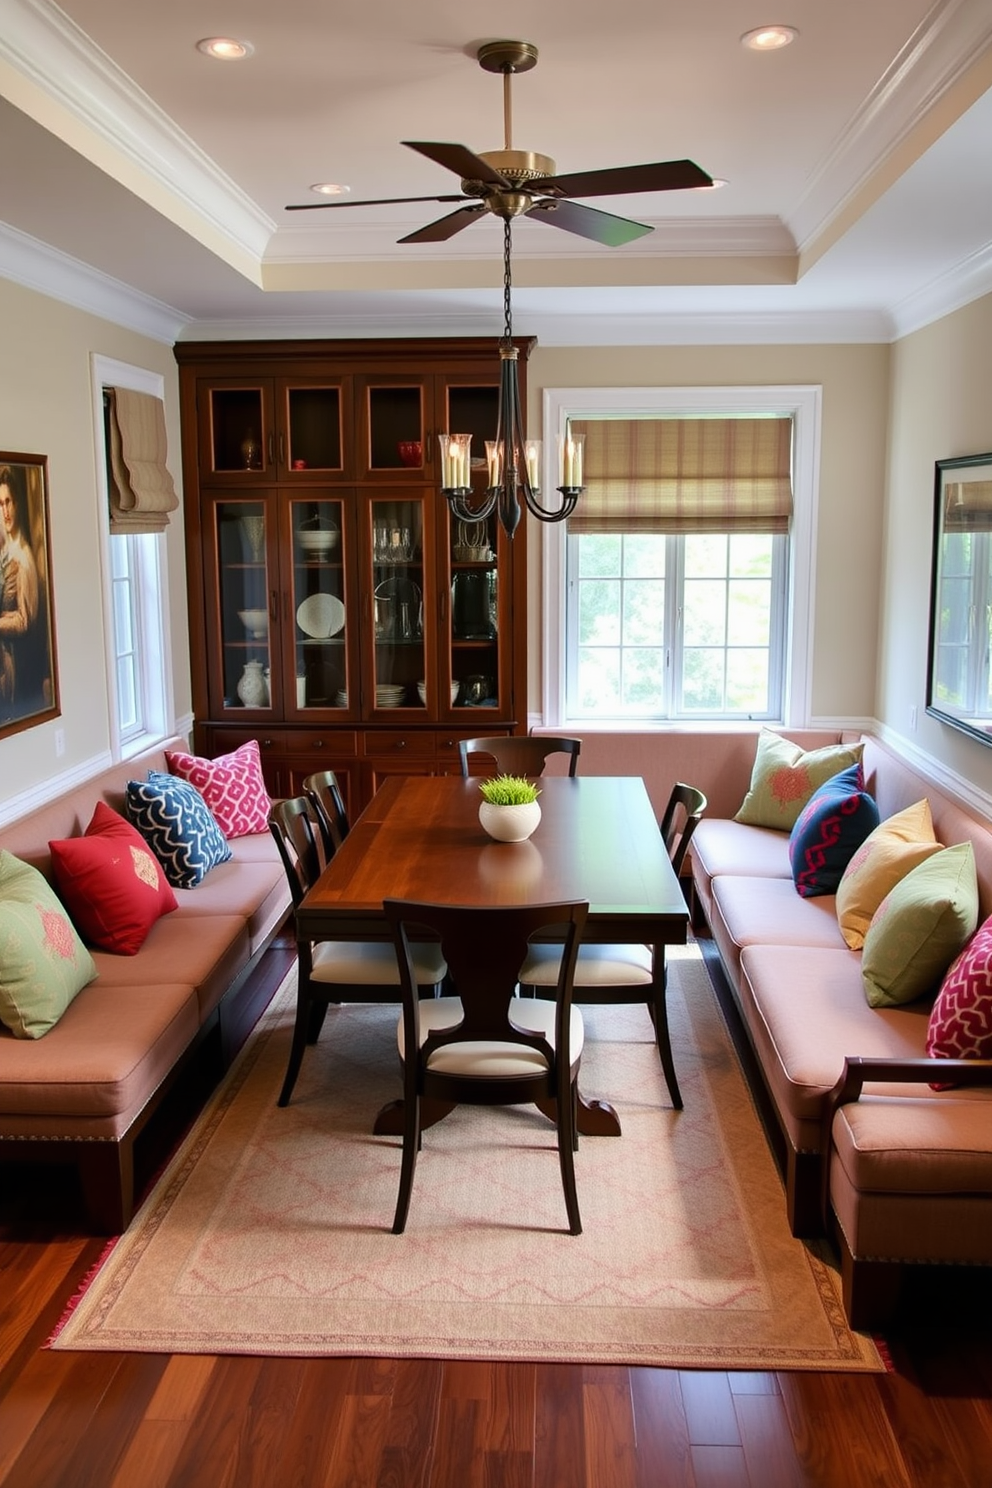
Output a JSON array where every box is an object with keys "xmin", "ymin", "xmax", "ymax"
[{"xmin": 820, "ymin": 1056, "xmax": 992, "ymax": 1226}]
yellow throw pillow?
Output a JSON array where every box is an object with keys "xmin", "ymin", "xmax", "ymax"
[
  {"xmin": 734, "ymin": 729, "xmax": 864, "ymax": 832},
  {"xmin": 835, "ymin": 800, "xmax": 942, "ymax": 950}
]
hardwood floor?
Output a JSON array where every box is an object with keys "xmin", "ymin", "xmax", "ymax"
[{"xmin": 1, "ymin": 943, "xmax": 991, "ymax": 1488}]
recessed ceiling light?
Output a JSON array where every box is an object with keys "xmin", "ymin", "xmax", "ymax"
[
  {"xmin": 196, "ymin": 37, "xmax": 254, "ymax": 61},
  {"xmin": 310, "ymin": 183, "xmax": 351, "ymax": 197},
  {"xmin": 740, "ymin": 25, "xmax": 798, "ymax": 51}
]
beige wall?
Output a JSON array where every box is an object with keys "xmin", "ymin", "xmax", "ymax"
[
  {"xmin": 0, "ymin": 277, "xmax": 188, "ymax": 805},
  {"xmin": 526, "ymin": 343, "xmax": 890, "ymax": 721},
  {"xmin": 879, "ymin": 289, "xmax": 992, "ymax": 794}
]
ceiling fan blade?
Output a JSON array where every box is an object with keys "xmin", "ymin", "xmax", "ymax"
[
  {"xmin": 402, "ymin": 141, "xmax": 510, "ymax": 187},
  {"xmin": 530, "ymin": 159, "xmax": 713, "ymax": 198},
  {"xmin": 285, "ymin": 193, "xmax": 468, "ymax": 212},
  {"xmin": 526, "ymin": 198, "xmax": 653, "ymax": 247},
  {"xmin": 398, "ymin": 204, "xmax": 486, "ymax": 245}
]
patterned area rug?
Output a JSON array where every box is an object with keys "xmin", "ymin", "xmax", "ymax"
[{"xmin": 51, "ymin": 946, "xmax": 882, "ymax": 1369}]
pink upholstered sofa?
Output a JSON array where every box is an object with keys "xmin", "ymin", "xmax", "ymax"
[
  {"xmin": 688, "ymin": 732, "xmax": 992, "ymax": 1327},
  {"xmin": 0, "ymin": 736, "xmax": 290, "ymax": 1232}
]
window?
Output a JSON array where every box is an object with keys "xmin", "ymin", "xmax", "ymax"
[
  {"xmin": 542, "ymin": 386, "xmax": 820, "ymax": 729},
  {"xmin": 567, "ymin": 530, "xmax": 787, "ymax": 719},
  {"xmin": 92, "ymin": 356, "xmax": 174, "ymax": 757}
]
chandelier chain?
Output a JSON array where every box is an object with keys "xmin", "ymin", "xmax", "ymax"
[{"xmin": 502, "ymin": 218, "xmax": 514, "ymax": 346}]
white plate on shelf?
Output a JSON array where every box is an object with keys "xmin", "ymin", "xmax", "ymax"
[{"xmin": 296, "ymin": 593, "xmax": 345, "ymax": 639}]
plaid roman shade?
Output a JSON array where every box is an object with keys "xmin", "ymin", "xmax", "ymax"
[
  {"xmin": 568, "ymin": 417, "xmax": 793, "ymax": 534},
  {"xmin": 106, "ymin": 388, "xmax": 179, "ymax": 533}
]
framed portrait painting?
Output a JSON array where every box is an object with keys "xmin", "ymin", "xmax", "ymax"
[{"xmin": 0, "ymin": 453, "xmax": 60, "ymax": 739}]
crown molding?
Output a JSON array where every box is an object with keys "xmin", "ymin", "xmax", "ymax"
[
  {"xmin": 0, "ymin": 0, "xmax": 273, "ymax": 275},
  {"xmin": 791, "ymin": 0, "xmax": 992, "ymax": 259},
  {"xmin": 889, "ymin": 237, "xmax": 992, "ymax": 338},
  {"xmin": 0, "ymin": 220, "xmax": 186, "ymax": 341}
]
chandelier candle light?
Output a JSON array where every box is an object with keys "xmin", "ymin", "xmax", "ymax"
[{"xmin": 438, "ymin": 219, "xmax": 584, "ymax": 538}]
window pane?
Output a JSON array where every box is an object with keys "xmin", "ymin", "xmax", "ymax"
[
  {"xmin": 622, "ymin": 648, "xmax": 665, "ymax": 708},
  {"xmin": 577, "ymin": 647, "xmax": 620, "ymax": 709},
  {"xmin": 684, "ymin": 534, "xmax": 727, "ymax": 577},
  {"xmin": 682, "ymin": 649, "xmax": 726, "ymax": 710},
  {"xmin": 622, "ymin": 579, "xmax": 664, "ymax": 645},
  {"xmin": 684, "ymin": 580, "xmax": 727, "ymax": 645},
  {"xmin": 729, "ymin": 534, "xmax": 773, "ymax": 577},
  {"xmin": 623, "ymin": 534, "xmax": 666, "ymax": 578},
  {"xmin": 728, "ymin": 580, "xmax": 771, "ymax": 645},
  {"xmin": 578, "ymin": 579, "xmax": 621, "ymax": 644},
  {"xmin": 726, "ymin": 649, "xmax": 770, "ymax": 711},
  {"xmin": 578, "ymin": 534, "xmax": 621, "ymax": 577}
]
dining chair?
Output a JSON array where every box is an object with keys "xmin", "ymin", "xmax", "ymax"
[
  {"xmin": 516, "ymin": 782, "xmax": 708, "ymax": 1112},
  {"xmin": 660, "ymin": 782, "xmax": 708, "ymax": 878},
  {"xmin": 383, "ymin": 897, "xmax": 589, "ymax": 1236},
  {"xmin": 268, "ymin": 798, "xmax": 447, "ymax": 1108},
  {"xmin": 458, "ymin": 735, "xmax": 581, "ymax": 778},
  {"xmin": 303, "ymin": 769, "xmax": 351, "ymax": 857}
]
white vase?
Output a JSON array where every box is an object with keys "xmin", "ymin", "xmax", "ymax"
[
  {"xmin": 237, "ymin": 659, "xmax": 269, "ymax": 707},
  {"xmin": 479, "ymin": 799, "xmax": 541, "ymax": 842}
]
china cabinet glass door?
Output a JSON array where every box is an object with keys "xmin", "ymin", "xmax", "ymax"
[
  {"xmin": 212, "ymin": 499, "xmax": 274, "ymax": 712},
  {"xmin": 447, "ymin": 507, "xmax": 502, "ymax": 716},
  {"xmin": 369, "ymin": 496, "xmax": 429, "ymax": 711},
  {"xmin": 289, "ymin": 497, "xmax": 350, "ymax": 712}
]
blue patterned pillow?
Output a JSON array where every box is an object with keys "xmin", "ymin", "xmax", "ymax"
[
  {"xmin": 125, "ymin": 770, "xmax": 232, "ymax": 888},
  {"xmin": 788, "ymin": 763, "xmax": 879, "ymax": 898}
]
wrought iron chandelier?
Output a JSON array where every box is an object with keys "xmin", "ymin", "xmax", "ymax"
[{"xmin": 438, "ymin": 217, "xmax": 585, "ymax": 538}]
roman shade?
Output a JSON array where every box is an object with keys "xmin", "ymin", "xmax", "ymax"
[
  {"xmin": 568, "ymin": 417, "xmax": 793, "ymax": 535},
  {"xmin": 106, "ymin": 388, "xmax": 179, "ymax": 533},
  {"xmin": 943, "ymin": 479, "xmax": 992, "ymax": 533}
]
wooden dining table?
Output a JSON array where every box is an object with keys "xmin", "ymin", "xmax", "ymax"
[{"xmin": 296, "ymin": 772, "xmax": 690, "ymax": 1137}]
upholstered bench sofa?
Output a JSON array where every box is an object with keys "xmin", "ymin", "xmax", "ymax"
[
  {"xmin": 0, "ymin": 735, "xmax": 290, "ymax": 1233},
  {"xmin": 688, "ymin": 731, "xmax": 992, "ymax": 1327}
]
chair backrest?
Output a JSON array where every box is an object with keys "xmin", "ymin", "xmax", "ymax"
[
  {"xmin": 303, "ymin": 770, "xmax": 350, "ymax": 856},
  {"xmin": 458, "ymin": 735, "xmax": 581, "ymax": 779},
  {"xmin": 268, "ymin": 797, "xmax": 326, "ymax": 909},
  {"xmin": 660, "ymin": 782, "xmax": 708, "ymax": 876},
  {"xmin": 384, "ymin": 898, "xmax": 588, "ymax": 1064}
]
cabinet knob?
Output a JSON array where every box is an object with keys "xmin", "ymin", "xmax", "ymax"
[
  {"xmin": 313, "ymin": 739, "xmax": 324, "ymax": 748},
  {"xmin": 261, "ymin": 738, "xmax": 274, "ymax": 748},
  {"xmin": 395, "ymin": 739, "xmax": 406, "ymax": 749}
]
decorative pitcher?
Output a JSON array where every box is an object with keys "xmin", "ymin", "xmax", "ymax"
[{"xmin": 237, "ymin": 659, "xmax": 269, "ymax": 707}]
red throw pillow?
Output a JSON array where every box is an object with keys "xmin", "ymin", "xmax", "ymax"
[
  {"xmin": 49, "ymin": 801, "xmax": 177, "ymax": 955},
  {"xmin": 926, "ymin": 914, "xmax": 992, "ymax": 1088},
  {"xmin": 165, "ymin": 738, "xmax": 272, "ymax": 838}
]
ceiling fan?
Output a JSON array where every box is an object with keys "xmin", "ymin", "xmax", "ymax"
[{"xmin": 285, "ymin": 39, "xmax": 714, "ymax": 246}]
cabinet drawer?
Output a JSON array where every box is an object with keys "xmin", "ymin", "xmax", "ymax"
[
  {"xmin": 284, "ymin": 730, "xmax": 358, "ymax": 755},
  {"xmin": 362, "ymin": 730, "xmax": 435, "ymax": 758},
  {"xmin": 435, "ymin": 728, "xmax": 510, "ymax": 759},
  {"xmin": 205, "ymin": 727, "xmax": 291, "ymax": 756}
]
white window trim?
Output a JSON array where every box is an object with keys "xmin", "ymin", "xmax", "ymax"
[
  {"xmin": 91, "ymin": 354, "xmax": 176, "ymax": 759},
  {"xmin": 540, "ymin": 385, "xmax": 821, "ymax": 730}
]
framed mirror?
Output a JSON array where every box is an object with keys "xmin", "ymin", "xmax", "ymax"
[{"xmin": 927, "ymin": 451, "xmax": 992, "ymax": 744}]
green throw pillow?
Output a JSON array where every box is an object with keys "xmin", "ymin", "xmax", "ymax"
[
  {"xmin": 735, "ymin": 730, "xmax": 865, "ymax": 831},
  {"xmin": 0, "ymin": 851, "xmax": 97, "ymax": 1038},
  {"xmin": 861, "ymin": 842, "xmax": 979, "ymax": 1009}
]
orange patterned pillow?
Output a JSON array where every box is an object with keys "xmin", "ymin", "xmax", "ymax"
[{"xmin": 734, "ymin": 730, "xmax": 864, "ymax": 832}]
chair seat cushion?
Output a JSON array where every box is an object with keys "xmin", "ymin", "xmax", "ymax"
[
  {"xmin": 312, "ymin": 938, "xmax": 445, "ymax": 986},
  {"xmin": 520, "ymin": 943, "xmax": 652, "ymax": 987},
  {"xmin": 398, "ymin": 995, "xmax": 584, "ymax": 1076}
]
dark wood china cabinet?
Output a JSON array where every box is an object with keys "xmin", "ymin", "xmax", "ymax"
[{"xmin": 174, "ymin": 338, "xmax": 533, "ymax": 818}]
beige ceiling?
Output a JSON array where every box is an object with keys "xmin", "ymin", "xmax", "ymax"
[{"xmin": 1, "ymin": 0, "xmax": 991, "ymax": 342}]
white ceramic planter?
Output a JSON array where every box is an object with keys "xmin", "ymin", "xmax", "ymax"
[{"xmin": 479, "ymin": 799, "xmax": 542, "ymax": 842}]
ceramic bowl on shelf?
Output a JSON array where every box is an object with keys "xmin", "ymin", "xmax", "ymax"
[
  {"xmin": 297, "ymin": 523, "xmax": 340, "ymax": 559},
  {"xmin": 237, "ymin": 608, "xmax": 269, "ymax": 639},
  {"xmin": 376, "ymin": 684, "xmax": 406, "ymax": 707}
]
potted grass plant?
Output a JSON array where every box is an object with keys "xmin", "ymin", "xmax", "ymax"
[{"xmin": 478, "ymin": 774, "xmax": 542, "ymax": 842}]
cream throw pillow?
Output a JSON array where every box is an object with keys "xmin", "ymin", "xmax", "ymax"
[
  {"xmin": 835, "ymin": 800, "xmax": 942, "ymax": 950},
  {"xmin": 734, "ymin": 730, "xmax": 864, "ymax": 832}
]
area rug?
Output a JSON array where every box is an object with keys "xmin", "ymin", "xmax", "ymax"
[{"xmin": 51, "ymin": 946, "xmax": 882, "ymax": 1370}]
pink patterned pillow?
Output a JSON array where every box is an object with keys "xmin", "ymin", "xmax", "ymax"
[
  {"xmin": 927, "ymin": 915, "xmax": 992, "ymax": 1088},
  {"xmin": 165, "ymin": 739, "xmax": 271, "ymax": 838}
]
